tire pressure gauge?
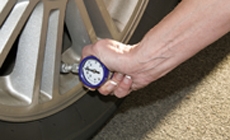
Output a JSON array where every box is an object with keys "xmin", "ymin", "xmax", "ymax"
[
  {"xmin": 60, "ymin": 56, "xmax": 111, "ymax": 90},
  {"xmin": 78, "ymin": 56, "xmax": 110, "ymax": 90}
]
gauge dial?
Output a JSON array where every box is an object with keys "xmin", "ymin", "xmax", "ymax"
[
  {"xmin": 83, "ymin": 59, "xmax": 104, "ymax": 86},
  {"xmin": 79, "ymin": 56, "xmax": 110, "ymax": 89}
]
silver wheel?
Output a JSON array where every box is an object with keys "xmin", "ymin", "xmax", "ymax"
[{"xmin": 0, "ymin": 0, "xmax": 148, "ymax": 122}]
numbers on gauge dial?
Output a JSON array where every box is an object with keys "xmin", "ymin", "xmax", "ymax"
[{"xmin": 82, "ymin": 59, "xmax": 104, "ymax": 86}]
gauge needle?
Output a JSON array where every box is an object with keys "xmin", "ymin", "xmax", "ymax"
[{"xmin": 85, "ymin": 67, "xmax": 100, "ymax": 74}]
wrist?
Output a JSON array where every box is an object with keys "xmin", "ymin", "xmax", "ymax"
[{"xmin": 122, "ymin": 43, "xmax": 145, "ymax": 75}]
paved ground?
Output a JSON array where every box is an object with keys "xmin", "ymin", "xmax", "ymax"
[{"xmin": 93, "ymin": 32, "xmax": 230, "ymax": 140}]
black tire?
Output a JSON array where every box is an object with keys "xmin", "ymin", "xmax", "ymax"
[{"xmin": 0, "ymin": 1, "xmax": 179, "ymax": 140}]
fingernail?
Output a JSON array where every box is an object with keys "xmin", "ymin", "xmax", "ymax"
[
  {"xmin": 124, "ymin": 75, "xmax": 132, "ymax": 84},
  {"xmin": 105, "ymin": 81, "xmax": 117, "ymax": 91},
  {"xmin": 110, "ymin": 80, "xmax": 118, "ymax": 86}
]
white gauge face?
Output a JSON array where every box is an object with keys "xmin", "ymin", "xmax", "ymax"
[{"xmin": 82, "ymin": 59, "xmax": 104, "ymax": 86}]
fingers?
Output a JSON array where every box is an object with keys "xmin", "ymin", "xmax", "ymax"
[
  {"xmin": 113, "ymin": 75, "xmax": 132, "ymax": 98},
  {"xmin": 98, "ymin": 80, "xmax": 118, "ymax": 95},
  {"xmin": 98, "ymin": 72, "xmax": 124, "ymax": 95},
  {"xmin": 98, "ymin": 73, "xmax": 133, "ymax": 98}
]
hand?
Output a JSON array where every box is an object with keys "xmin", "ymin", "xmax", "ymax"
[
  {"xmin": 81, "ymin": 39, "xmax": 135, "ymax": 98},
  {"xmin": 81, "ymin": 39, "xmax": 163, "ymax": 98}
]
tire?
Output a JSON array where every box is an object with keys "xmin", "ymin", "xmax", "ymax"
[{"xmin": 0, "ymin": 0, "xmax": 179, "ymax": 140}]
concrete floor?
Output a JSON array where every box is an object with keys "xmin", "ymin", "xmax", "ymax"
[{"xmin": 93, "ymin": 32, "xmax": 230, "ymax": 140}]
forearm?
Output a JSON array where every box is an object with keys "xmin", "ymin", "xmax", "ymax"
[
  {"xmin": 81, "ymin": 0, "xmax": 230, "ymax": 96},
  {"xmin": 130, "ymin": 0, "xmax": 230, "ymax": 81}
]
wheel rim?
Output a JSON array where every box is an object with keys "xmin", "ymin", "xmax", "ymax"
[{"xmin": 0, "ymin": 0, "xmax": 148, "ymax": 122}]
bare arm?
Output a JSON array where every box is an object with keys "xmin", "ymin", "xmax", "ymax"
[
  {"xmin": 82, "ymin": 0, "xmax": 230, "ymax": 97},
  {"xmin": 128, "ymin": 0, "xmax": 230, "ymax": 90}
]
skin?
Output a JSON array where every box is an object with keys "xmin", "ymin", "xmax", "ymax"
[{"xmin": 82, "ymin": 0, "xmax": 230, "ymax": 98}]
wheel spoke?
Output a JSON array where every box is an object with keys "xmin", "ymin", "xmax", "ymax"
[
  {"xmin": 0, "ymin": 0, "xmax": 39, "ymax": 68},
  {"xmin": 9, "ymin": 1, "xmax": 46, "ymax": 105},
  {"xmin": 64, "ymin": 0, "xmax": 97, "ymax": 62},
  {"xmin": 2, "ymin": 0, "xmax": 67, "ymax": 105},
  {"xmin": 0, "ymin": 0, "xmax": 16, "ymax": 26},
  {"xmin": 84, "ymin": 0, "xmax": 114, "ymax": 39},
  {"xmin": 60, "ymin": 0, "xmax": 97, "ymax": 95},
  {"xmin": 40, "ymin": 0, "xmax": 67, "ymax": 101},
  {"xmin": 84, "ymin": 0, "xmax": 148, "ymax": 42}
]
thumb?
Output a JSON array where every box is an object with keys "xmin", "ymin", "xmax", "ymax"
[{"xmin": 81, "ymin": 44, "xmax": 95, "ymax": 59}]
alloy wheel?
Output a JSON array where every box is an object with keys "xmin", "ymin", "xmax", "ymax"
[{"xmin": 0, "ymin": 0, "xmax": 148, "ymax": 122}]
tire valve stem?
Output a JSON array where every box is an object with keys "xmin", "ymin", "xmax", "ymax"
[{"xmin": 60, "ymin": 62, "xmax": 79, "ymax": 74}]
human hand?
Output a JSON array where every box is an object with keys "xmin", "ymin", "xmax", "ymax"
[
  {"xmin": 81, "ymin": 39, "xmax": 159, "ymax": 98},
  {"xmin": 81, "ymin": 39, "xmax": 134, "ymax": 98}
]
